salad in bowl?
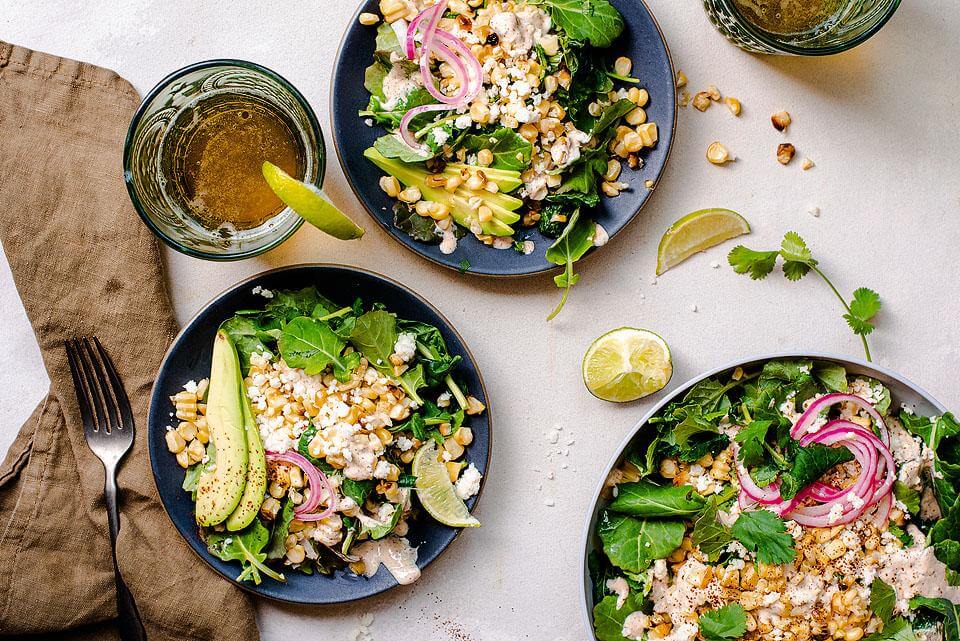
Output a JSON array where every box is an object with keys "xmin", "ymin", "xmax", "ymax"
[
  {"xmin": 585, "ymin": 356, "xmax": 960, "ymax": 641},
  {"xmin": 162, "ymin": 285, "xmax": 485, "ymax": 588},
  {"xmin": 359, "ymin": 0, "xmax": 662, "ymax": 317}
]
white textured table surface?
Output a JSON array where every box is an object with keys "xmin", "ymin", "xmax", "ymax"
[{"xmin": 2, "ymin": 2, "xmax": 959, "ymax": 639}]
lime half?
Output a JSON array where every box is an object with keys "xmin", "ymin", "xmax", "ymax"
[
  {"xmin": 262, "ymin": 161, "xmax": 364, "ymax": 240},
  {"xmin": 583, "ymin": 328, "xmax": 672, "ymax": 403},
  {"xmin": 412, "ymin": 441, "xmax": 480, "ymax": 528},
  {"xmin": 656, "ymin": 208, "xmax": 749, "ymax": 275}
]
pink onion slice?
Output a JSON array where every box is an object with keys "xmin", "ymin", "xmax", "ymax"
[
  {"xmin": 791, "ymin": 392, "xmax": 889, "ymax": 445},
  {"xmin": 266, "ymin": 450, "xmax": 338, "ymax": 522}
]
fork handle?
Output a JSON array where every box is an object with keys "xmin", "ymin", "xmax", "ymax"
[{"xmin": 104, "ymin": 467, "xmax": 148, "ymax": 641}]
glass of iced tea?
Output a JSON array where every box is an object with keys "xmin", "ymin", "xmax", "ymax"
[
  {"xmin": 124, "ymin": 60, "xmax": 324, "ymax": 259},
  {"xmin": 702, "ymin": 0, "xmax": 901, "ymax": 55}
]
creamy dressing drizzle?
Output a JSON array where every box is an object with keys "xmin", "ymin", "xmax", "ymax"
[{"xmin": 354, "ymin": 536, "xmax": 421, "ymax": 585}]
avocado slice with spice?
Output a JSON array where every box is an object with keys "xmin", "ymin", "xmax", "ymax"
[{"xmin": 224, "ymin": 376, "xmax": 267, "ymax": 532}]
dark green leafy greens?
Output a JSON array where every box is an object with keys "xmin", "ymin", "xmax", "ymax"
[
  {"xmin": 910, "ymin": 597, "xmax": 960, "ymax": 641},
  {"xmin": 870, "ymin": 577, "xmax": 896, "ymax": 624},
  {"xmin": 608, "ymin": 481, "xmax": 706, "ymax": 517},
  {"xmin": 545, "ymin": 208, "xmax": 595, "ymax": 320},
  {"xmin": 597, "ymin": 511, "xmax": 685, "ymax": 574},
  {"xmin": 460, "ymin": 128, "xmax": 533, "ymax": 171},
  {"xmin": 207, "ymin": 519, "xmax": 286, "ymax": 584},
  {"xmin": 533, "ymin": 0, "xmax": 625, "ymax": 47},
  {"xmin": 729, "ymin": 509, "xmax": 796, "ymax": 565},
  {"xmin": 593, "ymin": 593, "xmax": 642, "ymax": 641},
  {"xmin": 729, "ymin": 232, "xmax": 882, "ymax": 362}
]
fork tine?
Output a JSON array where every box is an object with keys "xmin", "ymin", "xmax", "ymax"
[
  {"xmin": 65, "ymin": 339, "xmax": 97, "ymax": 435},
  {"xmin": 73, "ymin": 337, "xmax": 110, "ymax": 433},
  {"xmin": 92, "ymin": 337, "xmax": 134, "ymax": 432},
  {"xmin": 81, "ymin": 337, "xmax": 121, "ymax": 434}
]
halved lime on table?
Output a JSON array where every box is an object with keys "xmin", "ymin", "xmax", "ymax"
[
  {"xmin": 262, "ymin": 161, "xmax": 364, "ymax": 240},
  {"xmin": 656, "ymin": 208, "xmax": 749, "ymax": 275},
  {"xmin": 412, "ymin": 441, "xmax": 480, "ymax": 528},
  {"xmin": 583, "ymin": 328, "xmax": 673, "ymax": 403}
]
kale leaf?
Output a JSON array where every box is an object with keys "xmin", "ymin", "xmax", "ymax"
[
  {"xmin": 607, "ymin": 481, "xmax": 706, "ymax": 518},
  {"xmin": 778, "ymin": 444, "xmax": 854, "ymax": 500}
]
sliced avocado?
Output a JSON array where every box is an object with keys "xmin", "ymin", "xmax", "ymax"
[
  {"xmin": 224, "ymin": 373, "xmax": 267, "ymax": 531},
  {"xmin": 195, "ymin": 330, "xmax": 248, "ymax": 527},
  {"xmin": 445, "ymin": 163, "xmax": 523, "ymax": 193}
]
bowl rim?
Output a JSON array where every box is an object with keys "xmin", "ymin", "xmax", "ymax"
[
  {"xmin": 122, "ymin": 58, "xmax": 325, "ymax": 261},
  {"xmin": 577, "ymin": 350, "xmax": 947, "ymax": 638},
  {"xmin": 147, "ymin": 262, "xmax": 492, "ymax": 604},
  {"xmin": 328, "ymin": 0, "xmax": 678, "ymax": 278}
]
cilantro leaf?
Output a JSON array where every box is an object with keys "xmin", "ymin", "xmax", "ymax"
[
  {"xmin": 735, "ymin": 420, "xmax": 773, "ymax": 467},
  {"xmin": 699, "ymin": 604, "xmax": 747, "ymax": 641},
  {"xmin": 844, "ymin": 288, "xmax": 882, "ymax": 336},
  {"xmin": 728, "ymin": 246, "xmax": 778, "ymax": 280},
  {"xmin": 730, "ymin": 510, "xmax": 796, "ymax": 565},
  {"xmin": 870, "ymin": 577, "xmax": 896, "ymax": 623}
]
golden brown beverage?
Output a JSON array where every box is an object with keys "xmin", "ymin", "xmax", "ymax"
[
  {"xmin": 164, "ymin": 96, "xmax": 304, "ymax": 230},
  {"xmin": 731, "ymin": 0, "xmax": 844, "ymax": 34}
]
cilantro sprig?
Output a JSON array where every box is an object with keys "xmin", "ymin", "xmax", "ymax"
[
  {"xmin": 728, "ymin": 232, "xmax": 881, "ymax": 362},
  {"xmin": 699, "ymin": 604, "xmax": 748, "ymax": 641}
]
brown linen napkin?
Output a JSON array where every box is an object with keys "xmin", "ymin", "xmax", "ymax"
[{"xmin": 0, "ymin": 42, "xmax": 260, "ymax": 641}]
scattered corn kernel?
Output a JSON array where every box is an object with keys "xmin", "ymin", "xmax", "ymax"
[
  {"xmin": 724, "ymin": 96, "xmax": 742, "ymax": 116},
  {"xmin": 358, "ymin": 12, "xmax": 380, "ymax": 25},
  {"xmin": 772, "ymin": 110, "xmax": 792, "ymax": 131},
  {"xmin": 707, "ymin": 141, "xmax": 733, "ymax": 165},
  {"xmin": 777, "ymin": 143, "xmax": 796, "ymax": 165}
]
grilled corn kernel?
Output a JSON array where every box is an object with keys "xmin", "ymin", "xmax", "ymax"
[
  {"xmin": 706, "ymin": 142, "xmax": 732, "ymax": 165},
  {"xmin": 444, "ymin": 438, "xmax": 465, "ymax": 459},
  {"xmin": 724, "ymin": 96, "xmax": 742, "ymax": 116},
  {"xmin": 706, "ymin": 84, "xmax": 721, "ymax": 101},
  {"xmin": 446, "ymin": 461, "xmax": 465, "ymax": 483},
  {"xmin": 176, "ymin": 449, "xmax": 190, "ymax": 468},
  {"xmin": 398, "ymin": 186, "xmax": 422, "ymax": 203},
  {"xmin": 288, "ymin": 465, "xmax": 304, "ymax": 489},
  {"xmin": 602, "ymin": 181, "xmax": 627, "ymax": 197},
  {"xmin": 626, "ymin": 107, "xmax": 647, "ymax": 126},
  {"xmin": 636, "ymin": 123, "xmax": 658, "ymax": 147},
  {"xmin": 824, "ymin": 539, "xmax": 846, "ymax": 560},
  {"xmin": 176, "ymin": 421, "xmax": 197, "ymax": 442},
  {"xmin": 465, "ymin": 396, "xmax": 485, "ymax": 415},
  {"xmin": 477, "ymin": 205, "xmax": 493, "ymax": 223},
  {"xmin": 260, "ymin": 497, "xmax": 282, "ymax": 520},
  {"xmin": 623, "ymin": 131, "xmax": 644, "ymax": 153},
  {"xmin": 379, "ymin": 175, "xmax": 400, "ymax": 197},
  {"xmin": 660, "ymin": 458, "xmax": 678, "ymax": 478},
  {"xmin": 777, "ymin": 143, "xmax": 796, "ymax": 165},
  {"xmin": 268, "ymin": 481, "xmax": 287, "ymax": 500},
  {"xmin": 802, "ymin": 157, "xmax": 815, "ymax": 170},
  {"xmin": 469, "ymin": 101, "xmax": 491, "ymax": 124},
  {"xmin": 604, "ymin": 159, "xmax": 622, "ymax": 182},
  {"xmin": 772, "ymin": 110, "xmax": 792, "ymax": 131},
  {"xmin": 613, "ymin": 56, "xmax": 633, "ymax": 77},
  {"xmin": 676, "ymin": 70, "xmax": 687, "ymax": 87},
  {"xmin": 400, "ymin": 449, "xmax": 416, "ymax": 464},
  {"xmin": 692, "ymin": 92, "xmax": 712, "ymax": 111},
  {"xmin": 454, "ymin": 426, "xmax": 474, "ymax": 446},
  {"xmin": 628, "ymin": 87, "xmax": 649, "ymax": 107},
  {"xmin": 165, "ymin": 429, "xmax": 186, "ymax": 453},
  {"xmin": 538, "ymin": 34, "xmax": 559, "ymax": 56},
  {"xmin": 358, "ymin": 12, "xmax": 380, "ymax": 25},
  {"xmin": 186, "ymin": 439, "xmax": 205, "ymax": 464},
  {"xmin": 286, "ymin": 545, "xmax": 306, "ymax": 564}
]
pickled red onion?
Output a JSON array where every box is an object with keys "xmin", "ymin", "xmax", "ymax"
[{"xmin": 266, "ymin": 450, "xmax": 338, "ymax": 522}]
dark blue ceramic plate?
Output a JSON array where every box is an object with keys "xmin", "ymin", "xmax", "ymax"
[
  {"xmin": 331, "ymin": 0, "xmax": 676, "ymax": 277},
  {"xmin": 148, "ymin": 264, "xmax": 491, "ymax": 604}
]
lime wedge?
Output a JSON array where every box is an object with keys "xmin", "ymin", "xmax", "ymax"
[
  {"xmin": 412, "ymin": 441, "xmax": 480, "ymax": 528},
  {"xmin": 583, "ymin": 328, "xmax": 672, "ymax": 403},
  {"xmin": 262, "ymin": 161, "xmax": 364, "ymax": 240},
  {"xmin": 656, "ymin": 208, "xmax": 749, "ymax": 275}
]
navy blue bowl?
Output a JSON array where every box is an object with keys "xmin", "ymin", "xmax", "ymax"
[
  {"xmin": 148, "ymin": 264, "xmax": 491, "ymax": 604},
  {"xmin": 331, "ymin": 0, "xmax": 677, "ymax": 277}
]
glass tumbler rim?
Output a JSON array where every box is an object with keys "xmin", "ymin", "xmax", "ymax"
[
  {"xmin": 715, "ymin": 0, "xmax": 902, "ymax": 55},
  {"xmin": 123, "ymin": 58, "xmax": 325, "ymax": 261}
]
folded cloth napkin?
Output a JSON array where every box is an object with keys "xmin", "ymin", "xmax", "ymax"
[{"xmin": 0, "ymin": 42, "xmax": 260, "ymax": 641}]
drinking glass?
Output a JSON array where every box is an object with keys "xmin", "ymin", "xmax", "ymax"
[
  {"xmin": 124, "ymin": 59, "xmax": 324, "ymax": 260},
  {"xmin": 702, "ymin": 0, "xmax": 901, "ymax": 55}
]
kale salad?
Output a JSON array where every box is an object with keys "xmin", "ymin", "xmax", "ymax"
[
  {"xmin": 589, "ymin": 359, "xmax": 960, "ymax": 641},
  {"xmin": 164, "ymin": 286, "xmax": 485, "ymax": 585},
  {"xmin": 360, "ymin": 0, "xmax": 660, "ymax": 318}
]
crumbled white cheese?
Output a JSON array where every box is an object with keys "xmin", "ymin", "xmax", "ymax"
[
  {"xmin": 455, "ymin": 463, "xmax": 483, "ymax": 500},
  {"xmin": 594, "ymin": 223, "xmax": 609, "ymax": 247},
  {"xmin": 251, "ymin": 286, "xmax": 274, "ymax": 299},
  {"xmin": 393, "ymin": 332, "xmax": 416, "ymax": 362}
]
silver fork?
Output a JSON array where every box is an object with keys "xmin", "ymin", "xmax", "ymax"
[{"xmin": 65, "ymin": 337, "xmax": 147, "ymax": 641}]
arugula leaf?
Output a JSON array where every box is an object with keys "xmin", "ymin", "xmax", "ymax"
[
  {"xmin": 699, "ymin": 604, "xmax": 747, "ymax": 641},
  {"xmin": 597, "ymin": 511, "xmax": 685, "ymax": 573},
  {"xmin": 341, "ymin": 478, "xmax": 376, "ymax": 506},
  {"xmin": 394, "ymin": 201, "xmax": 441, "ymax": 243},
  {"xmin": 813, "ymin": 361, "xmax": 848, "ymax": 392},
  {"xmin": 892, "ymin": 480, "xmax": 920, "ymax": 516},
  {"xmin": 910, "ymin": 597, "xmax": 960, "ymax": 641},
  {"xmin": 845, "ymin": 288, "xmax": 882, "ymax": 337},
  {"xmin": 591, "ymin": 99, "xmax": 636, "ymax": 139},
  {"xmin": 728, "ymin": 232, "xmax": 882, "ymax": 362},
  {"xmin": 593, "ymin": 593, "xmax": 642, "ymax": 641},
  {"xmin": 535, "ymin": 0, "xmax": 625, "ymax": 47},
  {"xmin": 374, "ymin": 21, "xmax": 402, "ymax": 55},
  {"xmin": 207, "ymin": 519, "xmax": 286, "ymax": 584},
  {"xmin": 265, "ymin": 287, "xmax": 338, "ymax": 322},
  {"xmin": 545, "ymin": 208, "xmax": 595, "ymax": 320},
  {"xmin": 398, "ymin": 363, "xmax": 427, "ymax": 406},
  {"xmin": 220, "ymin": 316, "xmax": 275, "ymax": 373},
  {"xmin": 778, "ymin": 444, "xmax": 854, "ymax": 500},
  {"xmin": 361, "ymin": 86, "xmax": 436, "ymax": 128},
  {"xmin": 374, "ymin": 133, "xmax": 433, "ymax": 163},
  {"xmin": 864, "ymin": 618, "xmax": 918, "ymax": 641},
  {"xmin": 692, "ymin": 497, "xmax": 733, "ymax": 563},
  {"xmin": 361, "ymin": 503, "xmax": 403, "ymax": 540},
  {"xmin": 349, "ymin": 310, "xmax": 399, "ymax": 368},
  {"xmin": 267, "ymin": 499, "xmax": 295, "ymax": 559},
  {"xmin": 870, "ymin": 577, "xmax": 896, "ymax": 624},
  {"xmin": 279, "ymin": 317, "xmax": 358, "ymax": 380},
  {"xmin": 607, "ymin": 481, "xmax": 706, "ymax": 518},
  {"xmin": 461, "ymin": 128, "xmax": 533, "ymax": 171},
  {"xmin": 730, "ymin": 510, "xmax": 796, "ymax": 565}
]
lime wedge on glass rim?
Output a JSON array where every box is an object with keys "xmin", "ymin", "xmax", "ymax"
[
  {"xmin": 261, "ymin": 161, "xmax": 364, "ymax": 240},
  {"xmin": 583, "ymin": 328, "xmax": 672, "ymax": 403},
  {"xmin": 412, "ymin": 441, "xmax": 480, "ymax": 528},
  {"xmin": 656, "ymin": 208, "xmax": 749, "ymax": 275}
]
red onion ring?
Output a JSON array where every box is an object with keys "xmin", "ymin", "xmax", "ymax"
[
  {"xmin": 791, "ymin": 393, "xmax": 889, "ymax": 445},
  {"xmin": 266, "ymin": 450, "xmax": 339, "ymax": 522}
]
